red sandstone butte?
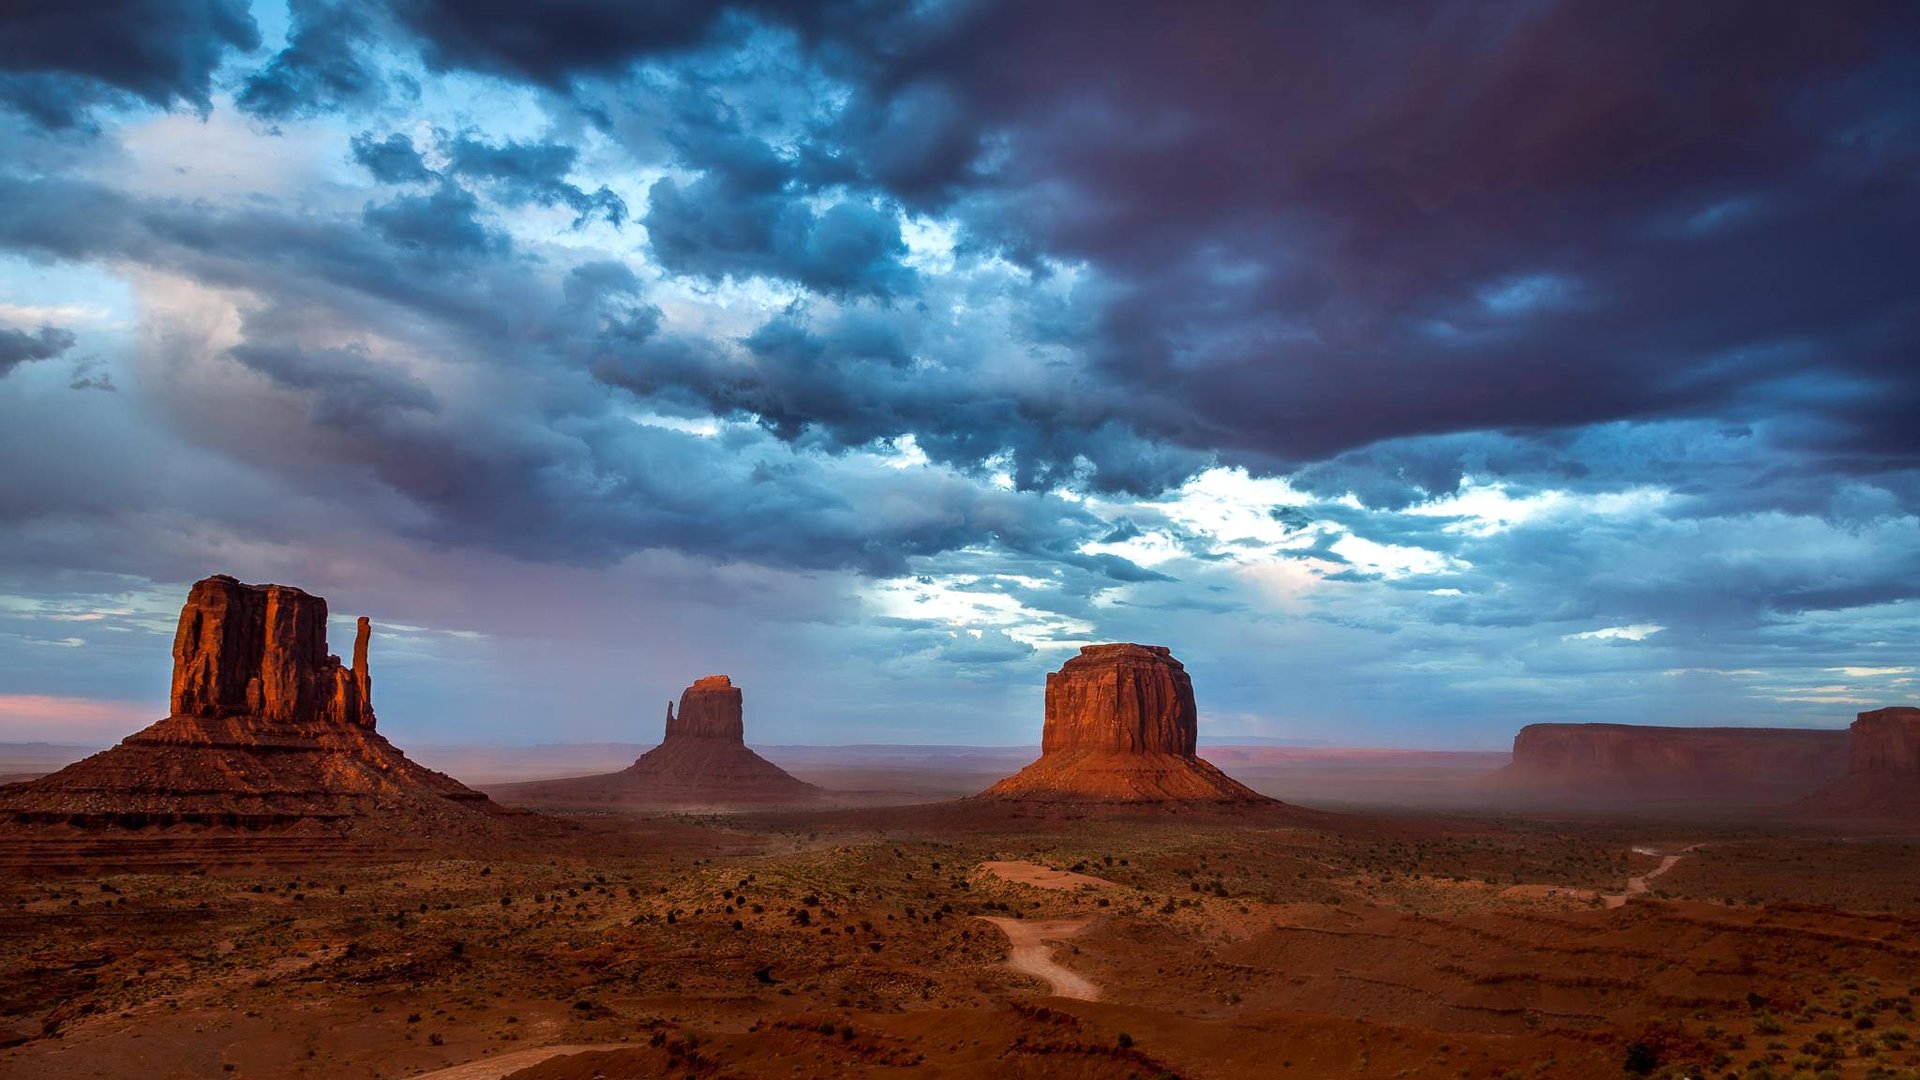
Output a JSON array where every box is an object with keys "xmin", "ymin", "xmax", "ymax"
[
  {"xmin": 0, "ymin": 575, "xmax": 516, "ymax": 838},
  {"xmin": 492, "ymin": 675, "xmax": 821, "ymax": 808},
  {"xmin": 1490, "ymin": 722, "xmax": 1851, "ymax": 805},
  {"xmin": 980, "ymin": 644, "xmax": 1268, "ymax": 803},
  {"xmin": 1800, "ymin": 706, "xmax": 1920, "ymax": 819}
]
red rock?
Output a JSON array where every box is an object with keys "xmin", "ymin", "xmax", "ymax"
[
  {"xmin": 1042, "ymin": 644, "xmax": 1196, "ymax": 756},
  {"xmin": 169, "ymin": 575, "xmax": 373, "ymax": 730},
  {"xmin": 1799, "ymin": 706, "xmax": 1920, "ymax": 819},
  {"xmin": 1492, "ymin": 722, "xmax": 1851, "ymax": 804},
  {"xmin": 1849, "ymin": 706, "xmax": 1920, "ymax": 772},
  {"xmin": 0, "ymin": 575, "xmax": 522, "ymax": 840},
  {"xmin": 493, "ymin": 675, "xmax": 820, "ymax": 808},
  {"xmin": 666, "ymin": 675, "xmax": 745, "ymax": 741},
  {"xmin": 981, "ymin": 644, "xmax": 1267, "ymax": 804}
]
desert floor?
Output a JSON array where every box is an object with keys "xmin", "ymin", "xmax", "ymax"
[{"xmin": 2, "ymin": 799, "xmax": 1918, "ymax": 1079}]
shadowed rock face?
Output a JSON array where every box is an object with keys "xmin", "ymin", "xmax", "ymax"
[
  {"xmin": 982, "ymin": 644, "xmax": 1268, "ymax": 804},
  {"xmin": 0, "ymin": 575, "xmax": 516, "ymax": 838},
  {"xmin": 490, "ymin": 675, "xmax": 820, "ymax": 808},
  {"xmin": 1496, "ymin": 723, "xmax": 1850, "ymax": 796},
  {"xmin": 666, "ymin": 675, "xmax": 745, "ymax": 742},
  {"xmin": 1800, "ymin": 706, "xmax": 1920, "ymax": 820},
  {"xmin": 1850, "ymin": 707, "xmax": 1920, "ymax": 773}
]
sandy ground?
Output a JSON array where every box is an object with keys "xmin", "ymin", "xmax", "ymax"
[
  {"xmin": 5, "ymin": 804, "xmax": 1919, "ymax": 1079},
  {"xmin": 409, "ymin": 1044, "xmax": 632, "ymax": 1080},
  {"xmin": 977, "ymin": 859, "xmax": 1120, "ymax": 891},
  {"xmin": 977, "ymin": 915, "xmax": 1100, "ymax": 1000}
]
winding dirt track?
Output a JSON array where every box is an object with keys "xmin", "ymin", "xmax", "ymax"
[
  {"xmin": 1603, "ymin": 844, "xmax": 1700, "ymax": 909},
  {"xmin": 407, "ymin": 1044, "xmax": 631, "ymax": 1079},
  {"xmin": 978, "ymin": 916, "xmax": 1100, "ymax": 1000}
]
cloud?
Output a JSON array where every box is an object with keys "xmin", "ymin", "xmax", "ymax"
[
  {"xmin": 350, "ymin": 131, "xmax": 435, "ymax": 184},
  {"xmin": 0, "ymin": 324, "xmax": 77, "ymax": 376},
  {"xmin": 363, "ymin": 181, "xmax": 504, "ymax": 253},
  {"xmin": 0, "ymin": 1, "xmax": 259, "ymax": 128},
  {"xmin": 237, "ymin": 0, "xmax": 387, "ymax": 119},
  {"xmin": 445, "ymin": 133, "xmax": 626, "ymax": 226}
]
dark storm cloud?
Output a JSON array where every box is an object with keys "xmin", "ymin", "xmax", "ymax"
[
  {"xmin": 344, "ymin": 0, "xmax": 1919, "ymax": 507},
  {"xmin": 384, "ymin": 0, "xmax": 736, "ymax": 85},
  {"xmin": 640, "ymin": 120, "xmax": 914, "ymax": 298},
  {"xmin": 236, "ymin": 0, "xmax": 386, "ymax": 119},
  {"xmin": 595, "ymin": 306, "xmax": 1207, "ymax": 497},
  {"xmin": 445, "ymin": 134, "xmax": 626, "ymax": 227},
  {"xmin": 0, "ymin": 1, "xmax": 259, "ymax": 128},
  {"xmin": 864, "ymin": 1, "xmax": 1920, "ymax": 488},
  {"xmin": 362, "ymin": 182, "xmax": 504, "ymax": 254},
  {"xmin": 0, "ymin": 325, "xmax": 77, "ymax": 377},
  {"xmin": 0, "ymin": 168, "xmax": 1151, "ymax": 581},
  {"xmin": 350, "ymin": 131, "xmax": 434, "ymax": 184}
]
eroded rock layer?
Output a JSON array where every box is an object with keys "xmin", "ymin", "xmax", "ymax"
[
  {"xmin": 1491, "ymin": 722, "xmax": 1851, "ymax": 803},
  {"xmin": 1800, "ymin": 706, "xmax": 1920, "ymax": 819},
  {"xmin": 493, "ymin": 675, "xmax": 820, "ymax": 808},
  {"xmin": 0, "ymin": 575, "xmax": 519, "ymax": 839},
  {"xmin": 981, "ymin": 644, "xmax": 1267, "ymax": 804}
]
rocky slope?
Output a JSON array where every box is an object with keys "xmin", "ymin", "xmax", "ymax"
[
  {"xmin": 0, "ymin": 575, "xmax": 525, "ymax": 841},
  {"xmin": 491, "ymin": 675, "xmax": 822, "ymax": 808},
  {"xmin": 980, "ymin": 644, "xmax": 1268, "ymax": 803}
]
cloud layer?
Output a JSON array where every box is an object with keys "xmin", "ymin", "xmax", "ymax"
[{"xmin": 0, "ymin": 1, "xmax": 1914, "ymax": 747}]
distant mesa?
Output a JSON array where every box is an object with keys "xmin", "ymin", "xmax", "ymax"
[
  {"xmin": 0, "ymin": 575, "xmax": 523, "ymax": 840},
  {"xmin": 1489, "ymin": 721, "xmax": 1851, "ymax": 806},
  {"xmin": 979, "ymin": 644, "xmax": 1270, "ymax": 804},
  {"xmin": 491, "ymin": 674, "xmax": 822, "ymax": 808},
  {"xmin": 1799, "ymin": 706, "xmax": 1920, "ymax": 819}
]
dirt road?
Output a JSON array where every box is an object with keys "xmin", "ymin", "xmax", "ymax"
[
  {"xmin": 978, "ymin": 915, "xmax": 1100, "ymax": 1000},
  {"xmin": 408, "ymin": 1044, "xmax": 631, "ymax": 1079},
  {"xmin": 1603, "ymin": 845, "xmax": 1699, "ymax": 909}
]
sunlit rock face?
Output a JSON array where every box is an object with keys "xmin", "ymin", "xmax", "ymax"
[
  {"xmin": 169, "ymin": 575, "xmax": 373, "ymax": 730},
  {"xmin": 0, "ymin": 576, "xmax": 512, "ymax": 837},
  {"xmin": 981, "ymin": 644, "xmax": 1269, "ymax": 804},
  {"xmin": 491, "ymin": 675, "xmax": 821, "ymax": 807},
  {"xmin": 665, "ymin": 675, "xmax": 745, "ymax": 742},
  {"xmin": 1042, "ymin": 644, "xmax": 1197, "ymax": 756}
]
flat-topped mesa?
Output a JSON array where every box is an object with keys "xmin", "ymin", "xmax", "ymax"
[
  {"xmin": 1850, "ymin": 707, "xmax": 1920, "ymax": 773},
  {"xmin": 1492, "ymin": 722, "xmax": 1852, "ymax": 805},
  {"xmin": 1043, "ymin": 643, "xmax": 1196, "ymax": 756},
  {"xmin": 663, "ymin": 675, "xmax": 744, "ymax": 742},
  {"xmin": 169, "ymin": 575, "xmax": 375, "ymax": 729},
  {"xmin": 981, "ymin": 644, "xmax": 1269, "ymax": 804}
]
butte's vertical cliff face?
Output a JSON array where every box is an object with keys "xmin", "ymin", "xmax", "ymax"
[
  {"xmin": 1848, "ymin": 707, "xmax": 1920, "ymax": 773},
  {"xmin": 664, "ymin": 675, "xmax": 746, "ymax": 742},
  {"xmin": 1041, "ymin": 644, "xmax": 1197, "ymax": 756},
  {"xmin": 981, "ymin": 644, "xmax": 1268, "ymax": 804},
  {"xmin": 0, "ymin": 575, "xmax": 512, "ymax": 839},
  {"xmin": 1800, "ymin": 706, "xmax": 1920, "ymax": 818},
  {"xmin": 169, "ymin": 575, "xmax": 375, "ymax": 729}
]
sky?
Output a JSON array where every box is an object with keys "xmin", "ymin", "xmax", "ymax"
[{"xmin": 0, "ymin": 1, "xmax": 1916, "ymax": 750}]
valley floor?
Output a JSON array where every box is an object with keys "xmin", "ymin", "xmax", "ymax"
[{"xmin": 2, "ymin": 802, "xmax": 1917, "ymax": 1079}]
